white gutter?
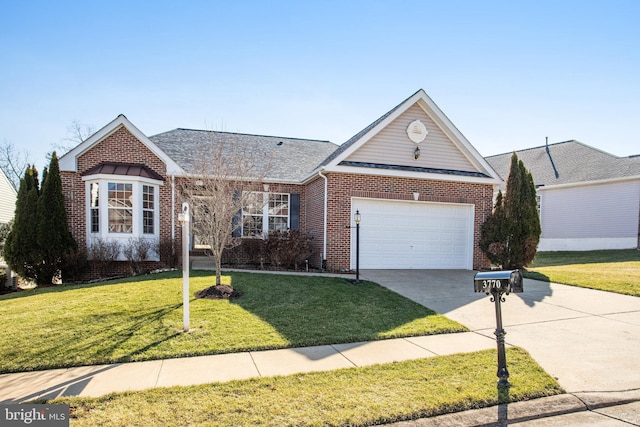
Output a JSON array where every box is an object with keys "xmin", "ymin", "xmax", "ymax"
[
  {"xmin": 536, "ymin": 174, "xmax": 640, "ymax": 191},
  {"xmin": 318, "ymin": 168, "xmax": 328, "ymax": 267}
]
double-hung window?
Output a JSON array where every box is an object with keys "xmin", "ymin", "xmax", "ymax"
[
  {"xmin": 268, "ymin": 193, "xmax": 289, "ymax": 233},
  {"xmin": 142, "ymin": 185, "xmax": 155, "ymax": 234},
  {"xmin": 89, "ymin": 182, "xmax": 100, "ymax": 233},
  {"xmin": 108, "ymin": 182, "xmax": 133, "ymax": 233},
  {"xmin": 241, "ymin": 192, "xmax": 290, "ymax": 237}
]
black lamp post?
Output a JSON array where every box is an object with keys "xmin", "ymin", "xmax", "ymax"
[
  {"xmin": 354, "ymin": 210, "xmax": 361, "ymax": 283},
  {"xmin": 473, "ymin": 270, "xmax": 524, "ymax": 388}
]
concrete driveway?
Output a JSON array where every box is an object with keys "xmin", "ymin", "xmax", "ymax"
[{"xmin": 361, "ymin": 269, "xmax": 640, "ymax": 394}]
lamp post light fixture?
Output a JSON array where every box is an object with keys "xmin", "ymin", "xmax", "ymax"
[
  {"xmin": 178, "ymin": 202, "xmax": 190, "ymax": 332},
  {"xmin": 354, "ymin": 210, "xmax": 361, "ymax": 283}
]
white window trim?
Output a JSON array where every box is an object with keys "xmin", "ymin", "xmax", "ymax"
[{"xmin": 83, "ymin": 175, "xmax": 163, "ymax": 261}]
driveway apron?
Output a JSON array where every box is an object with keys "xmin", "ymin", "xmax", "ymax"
[{"xmin": 361, "ymin": 269, "xmax": 640, "ymax": 393}]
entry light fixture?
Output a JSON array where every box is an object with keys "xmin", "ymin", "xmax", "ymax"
[{"xmin": 414, "ymin": 146, "xmax": 421, "ymax": 160}]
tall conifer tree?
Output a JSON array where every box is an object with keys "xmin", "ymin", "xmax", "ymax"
[
  {"xmin": 480, "ymin": 152, "xmax": 541, "ymax": 269},
  {"xmin": 4, "ymin": 166, "xmax": 40, "ymax": 280},
  {"xmin": 36, "ymin": 152, "xmax": 76, "ymax": 284}
]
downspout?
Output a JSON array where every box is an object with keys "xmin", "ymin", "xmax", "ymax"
[
  {"xmin": 171, "ymin": 175, "xmax": 176, "ymax": 257},
  {"xmin": 318, "ymin": 168, "xmax": 328, "ymax": 270}
]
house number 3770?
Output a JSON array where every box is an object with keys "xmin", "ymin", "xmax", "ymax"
[{"xmin": 481, "ymin": 279, "xmax": 504, "ymax": 291}]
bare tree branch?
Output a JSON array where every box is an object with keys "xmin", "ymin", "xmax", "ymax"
[
  {"xmin": 0, "ymin": 140, "xmax": 30, "ymax": 191},
  {"xmin": 181, "ymin": 139, "xmax": 271, "ymax": 286},
  {"xmin": 52, "ymin": 120, "xmax": 96, "ymax": 155}
]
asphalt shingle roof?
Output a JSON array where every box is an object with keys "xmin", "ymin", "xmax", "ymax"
[
  {"xmin": 149, "ymin": 129, "xmax": 339, "ymax": 182},
  {"xmin": 485, "ymin": 140, "xmax": 640, "ymax": 187}
]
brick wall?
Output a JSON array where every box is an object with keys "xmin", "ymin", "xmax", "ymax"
[
  {"xmin": 60, "ymin": 124, "xmax": 493, "ymax": 278},
  {"xmin": 321, "ymin": 172, "xmax": 493, "ymax": 272},
  {"xmin": 304, "ymin": 176, "xmax": 326, "ymax": 268},
  {"xmin": 61, "ymin": 125, "xmax": 179, "ymax": 279}
]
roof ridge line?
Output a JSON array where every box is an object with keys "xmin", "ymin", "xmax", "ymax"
[
  {"xmin": 486, "ymin": 140, "xmax": 579, "ymax": 158},
  {"xmin": 161, "ymin": 128, "xmax": 332, "ymax": 143}
]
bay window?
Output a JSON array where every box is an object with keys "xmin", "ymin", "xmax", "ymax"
[{"xmin": 84, "ymin": 175, "xmax": 161, "ymax": 260}]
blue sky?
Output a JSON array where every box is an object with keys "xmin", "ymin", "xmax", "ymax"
[{"xmin": 1, "ymin": 1, "xmax": 639, "ymax": 170}]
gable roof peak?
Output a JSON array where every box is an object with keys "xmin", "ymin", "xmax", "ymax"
[
  {"xmin": 313, "ymin": 89, "xmax": 501, "ymax": 183},
  {"xmin": 58, "ymin": 114, "xmax": 183, "ymax": 175}
]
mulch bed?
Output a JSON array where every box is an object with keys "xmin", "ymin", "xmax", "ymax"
[{"xmin": 194, "ymin": 284, "xmax": 244, "ymax": 300}]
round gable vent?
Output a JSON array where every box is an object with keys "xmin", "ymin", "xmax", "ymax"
[{"xmin": 407, "ymin": 120, "xmax": 428, "ymax": 144}]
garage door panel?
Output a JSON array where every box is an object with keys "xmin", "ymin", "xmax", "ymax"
[{"xmin": 352, "ymin": 199, "xmax": 473, "ymax": 269}]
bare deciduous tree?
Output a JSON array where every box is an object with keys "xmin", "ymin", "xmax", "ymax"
[
  {"xmin": 53, "ymin": 120, "xmax": 96, "ymax": 155},
  {"xmin": 0, "ymin": 140, "xmax": 30, "ymax": 191},
  {"xmin": 181, "ymin": 140, "xmax": 270, "ymax": 288}
]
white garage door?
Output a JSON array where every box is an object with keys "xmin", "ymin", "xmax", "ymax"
[{"xmin": 351, "ymin": 198, "xmax": 474, "ymax": 269}]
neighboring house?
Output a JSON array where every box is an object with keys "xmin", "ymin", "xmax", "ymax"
[
  {"xmin": 486, "ymin": 141, "xmax": 640, "ymax": 251},
  {"xmin": 59, "ymin": 89, "xmax": 502, "ymax": 276},
  {"xmin": 0, "ymin": 167, "xmax": 17, "ymax": 286},
  {"xmin": 0, "ymin": 167, "xmax": 17, "ymax": 225}
]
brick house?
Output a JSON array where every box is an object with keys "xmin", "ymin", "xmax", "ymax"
[{"xmin": 59, "ymin": 89, "xmax": 502, "ymax": 276}]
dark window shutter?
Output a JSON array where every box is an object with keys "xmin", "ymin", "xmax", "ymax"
[
  {"xmin": 290, "ymin": 193, "xmax": 300, "ymax": 230},
  {"xmin": 232, "ymin": 190, "xmax": 242, "ymax": 237},
  {"xmin": 232, "ymin": 210, "xmax": 242, "ymax": 237}
]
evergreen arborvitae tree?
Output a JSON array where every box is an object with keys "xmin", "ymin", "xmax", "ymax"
[
  {"xmin": 36, "ymin": 152, "xmax": 76, "ymax": 285},
  {"xmin": 479, "ymin": 190, "xmax": 508, "ymax": 266},
  {"xmin": 4, "ymin": 165, "xmax": 41, "ymax": 281},
  {"xmin": 480, "ymin": 152, "xmax": 541, "ymax": 269}
]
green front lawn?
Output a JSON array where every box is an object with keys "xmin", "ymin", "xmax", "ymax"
[
  {"xmin": 526, "ymin": 249, "xmax": 640, "ymax": 296},
  {"xmin": 54, "ymin": 347, "xmax": 562, "ymax": 427},
  {"xmin": 0, "ymin": 270, "xmax": 466, "ymax": 373}
]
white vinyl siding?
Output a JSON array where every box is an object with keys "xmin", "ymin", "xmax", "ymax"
[
  {"xmin": 345, "ymin": 104, "xmax": 479, "ymax": 173},
  {"xmin": 540, "ymin": 180, "xmax": 640, "ymax": 240},
  {"xmin": 0, "ymin": 170, "xmax": 17, "ymax": 224},
  {"xmin": 538, "ymin": 181, "xmax": 640, "ymax": 250},
  {"xmin": 351, "ymin": 198, "xmax": 474, "ymax": 269}
]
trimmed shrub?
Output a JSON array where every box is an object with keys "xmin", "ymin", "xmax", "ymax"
[
  {"xmin": 123, "ymin": 237, "xmax": 155, "ymax": 275},
  {"xmin": 265, "ymin": 230, "xmax": 314, "ymax": 270},
  {"xmin": 88, "ymin": 238, "xmax": 122, "ymax": 278}
]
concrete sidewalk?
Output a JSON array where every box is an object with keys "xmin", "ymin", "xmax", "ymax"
[
  {"xmin": 2, "ymin": 268, "xmax": 640, "ymax": 426},
  {"xmin": 0, "ymin": 331, "xmax": 495, "ymax": 403}
]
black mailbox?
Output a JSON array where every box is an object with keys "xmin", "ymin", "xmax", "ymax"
[{"xmin": 474, "ymin": 270, "xmax": 523, "ymax": 294}]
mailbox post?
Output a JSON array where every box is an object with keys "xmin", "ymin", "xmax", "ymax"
[
  {"xmin": 178, "ymin": 203, "xmax": 190, "ymax": 333},
  {"xmin": 474, "ymin": 270, "xmax": 523, "ymax": 387}
]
